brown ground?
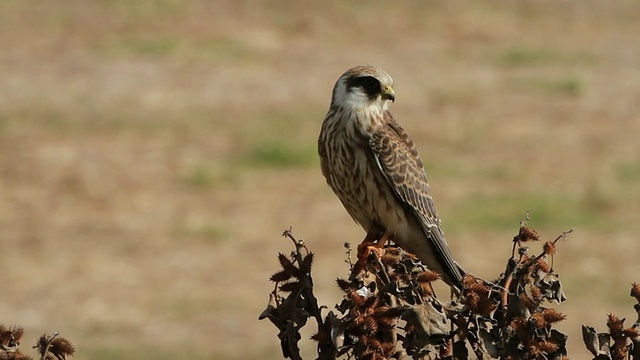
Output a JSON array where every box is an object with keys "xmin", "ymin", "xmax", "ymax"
[{"xmin": 1, "ymin": 1, "xmax": 640, "ymax": 359}]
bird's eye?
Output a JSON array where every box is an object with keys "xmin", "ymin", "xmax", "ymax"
[
  {"xmin": 345, "ymin": 75, "xmax": 381, "ymax": 97},
  {"xmin": 362, "ymin": 77, "xmax": 378, "ymax": 90}
]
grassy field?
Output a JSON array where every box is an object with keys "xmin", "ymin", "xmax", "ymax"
[{"xmin": 1, "ymin": 1, "xmax": 640, "ymax": 358}]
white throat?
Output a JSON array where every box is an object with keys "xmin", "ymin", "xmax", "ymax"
[
  {"xmin": 344, "ymin": 99, "xmax": 388, "ymax": 136},
  {"xmin": 331, "ymin": 78, "xmax": 391, "ymax": 135}
]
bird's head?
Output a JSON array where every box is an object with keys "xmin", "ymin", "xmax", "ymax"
[{"xmin": 331, "ymin": 65, "xmax": 395, "ymax": 112}]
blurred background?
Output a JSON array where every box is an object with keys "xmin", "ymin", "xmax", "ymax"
[{"xmin": 1, "ymin": 1, "xmax": 640, "ymax": 359}]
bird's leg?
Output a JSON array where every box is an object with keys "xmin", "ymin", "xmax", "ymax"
[
  {"xmin": 357, "ymin": 225, "xmax": 383, "ymax": 257},
  {"xmin": 374, "ymin": 231, "xmax": 390, "ymax": 249},
  {"xmin": 361, "ymin": 224, "xmax": 384, "ymax": 245},
  {"xmin": 356, "ymin": 227, "xmax": 389, "ymax": 266},
  {"xmin": 353, "ymin": 225, "xmax": 385, "ymax": 276}
]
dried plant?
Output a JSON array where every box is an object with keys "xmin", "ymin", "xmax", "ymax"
[
  {"xmin": 259, "ymin": 228, "xmax": 333, "ymax": 359},
  {"xmin": 261, "ymin": 222, "xmax": 574, "ymax": 359},
  {"xmin": 34, "ymin": 333, "xmax": 75, "ymax": 360},
  {"xmin": 0, "ymin": 327, "xmax": 74, "ymax": 360},
  {"xmin": 582, "ymin": 282, "xmax": 640, "ymax": 360}
]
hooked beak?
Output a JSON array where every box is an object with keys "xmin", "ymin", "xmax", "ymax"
[{"xmin": 380, "ymin": 85, "xmax": 395, "ymax": 102}]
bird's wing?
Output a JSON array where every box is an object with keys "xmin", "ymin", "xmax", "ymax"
[
  {"xmin": 369, "ymin": 112, "xmax": 463, "ymax": 286},
  {"xmin": 318, "ymin": 130, "xmax": 331, "ymax": 181}
]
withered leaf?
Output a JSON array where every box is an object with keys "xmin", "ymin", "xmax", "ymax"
[
  {"xmin": 270, "ymin": 270, "xmax": 292, "ymax": 282},
  {"xmin": 478, "ymin": 328, "xmax": 500, "ymax": 358},
  {"xmin": 336, "ymin": 278, "xmax": 351, "ymax": 292},
  {"xmin": 277, "ymin": 253, "xmax": 303, "ymax": 278},
  {"xmin": 299, "ymin": 253, "xmax": 314, "ymax": 274},
  {"xmin": 538, "ymin": 274, "xmax": 567, "ymax": 303},
  {"xmin": 279, "ymin": 281, "xmax": 302, "ymax": 293},
  {"xmin": 401, "ymin": 300, "xmax": 450, "ymax": 338},
  {"xmin": 581, "ymin": 325, "xmax": 611, "ymax": 357}
]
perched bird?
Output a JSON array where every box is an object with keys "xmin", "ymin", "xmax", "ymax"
[{"xmin": 318, "ymin": 65, "xmax": 464, "ymax": 289}]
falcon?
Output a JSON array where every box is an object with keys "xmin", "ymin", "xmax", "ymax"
[{"xmin": 318, "ymin": 65, "xmax": 464, "ymax": 289}]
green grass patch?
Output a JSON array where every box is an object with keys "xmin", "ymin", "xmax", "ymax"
[
  {"xmin": 518, "ymin": 75, "xmax": 587, "ymax": 96},
  {"xmin": 615, "ymin": 160, "xmax": 640, "ymax": 182},
  {"xmin": 173, "ymin": 223, "xmax": 230, "ymax": 243},
  {"xmin": 196, "ymin": 37, "xmax": 254, "ymax": 60},
  {"xmin": 611, "ymin": 161, "xmax": 640, "ymax": 202},
  {"xmin": 426, "ymin": 161, "xmax": 518, "ymax": 184},
  {"xmin": 496, "ymin": 47, "xmax": 597, "ymax": 67},
  {"xmin": 99, "ymin": 34, "xmax": 254, "ymax": 60},
  {"xmin": 183, "ymin": 164, "xmax": 219, "ymax": 188},
  {"xmin": 243, "ymin": 140, "xmax": 317, "ymax": 168},
  {"xmin": 429, "ymin": 88, "xmax": 480, "ymax": 108},
  {"xmin": 497, "ymin": 48, "xmax": 559, "ymax": 66},
  {"xmin": 448, "ymin": 192, "xmax": 607, "ymax": 232},
  {"xmin": 96, "ymin": 0, "xmax": 190, "ymax": 22},
  {"xmin": 105, "ymin": 36, "xmax": 181, "ymax": 56}
]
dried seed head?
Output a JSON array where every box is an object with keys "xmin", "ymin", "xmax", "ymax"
[
  {"xmin": 530, "ymin": 313, "xmax": 546, "ymax": 328},
  {"xmin": 516, "ymin": 226, "xmax": 540, "ymax": 242},
  {"xmin": 417, "ymin": 270, "xmax": 441, "ymax": 283},
  {"xmin": 379, "ymin": 341, "xmax": 396, "ymax": 355},
  {"xmin": 376, "ymin": 315, "xmax": 396, "ymax": 330},
  {"xmin": 542, "ymin": 308, "xmax": 567, "ymax": 324},
  {"xmin": 348, "ymin": 290, "xmax": 366, "ymax": 306},
  {"xmin": 365, "ymin": 337, "xmax": 383, "ymax": 353},
  {"xmin": 379, "ymin": 307, "xmax": 404, "ymax": 318},
  {"xmin": 465, "ymin": 291, "xmax": 480, "ymax": 312},
  {"xmin": 476, "ymin": 296, "xmax": 498, "ymax": 317},
  {"xmin": 510, "ymin": 318, "xmax": 528, "ymax": 333},
  {"xmin": 463, "ymin": 276, "xmax": 497, "ymax": 316},
  {"xmin": 527, "ymin": 344, "xmax": 542, "ymax": 356},
  {"xmin": 543, "ymin": 241, "xmax": 557, "ymax": 255},
  {"xmin": 607, "ymin": 314, "xmax": 625, "ymax": 333},
  {"xmin": 631, "ymin": 282, "xmax": 640, "ymax": 302},
  {"xmin": 530, "ymin": 285, "xmax": 544, "ymax": 303},
  {"xmin": 419, "ymin": 282, "xmax": 435, "ymax": 297},
  {"xmin": 537, "ymin": 340, "xmax": 559, "ymax": 353},
  {"xmin": 362, "ymin": 295, "xmax": 379, "ymax": 310},
  {"xmin": 462, "ymin": 275, "xmax": 490, "ymax": 295},
  {"xmin": 519, "ymin": 293, "xmax": 537, "ymax": 311},
  {"xmin": 535, "ymin": 258, "xmax": 552, "ymax": 273},
  {"xmin": 380, "ymin": 253, "xmax": 402, "ymax": 266},
  {"xmin": 365, "ymin": 316, "xmax": 380, "ymax": 333},
  {"xmin": 49, "ymin": 337, "xmax": 75, "ymax": 359},
  {"xmin": 462, "ymin": 274, "xmax": 480, "ymax": 287},
  {"xmin": 352, "ymin": 311, "xmax": 365, "ymax": 327}
]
